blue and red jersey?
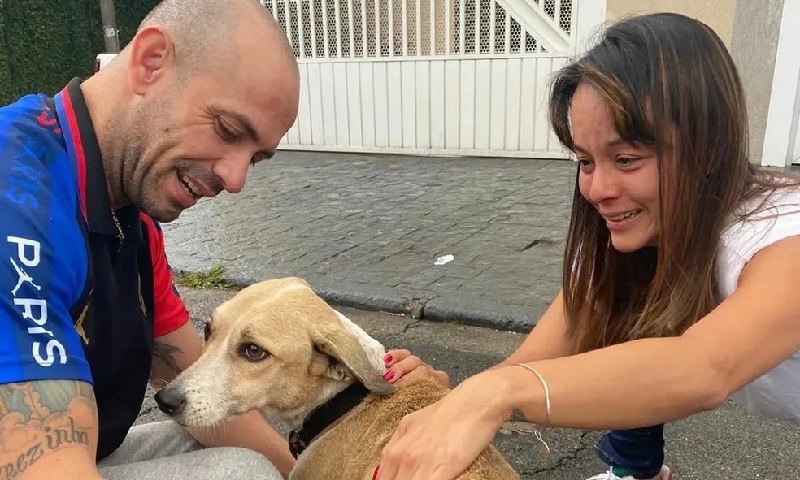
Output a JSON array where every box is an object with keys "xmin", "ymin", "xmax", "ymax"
[{"xmin": 0, "ymin": 77, "xmax": 189, "ymax": 459}]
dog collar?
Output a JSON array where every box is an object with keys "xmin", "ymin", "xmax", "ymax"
[{"xmin": 288, "ymin": 381, "xmax": 371, "ymax": 458}]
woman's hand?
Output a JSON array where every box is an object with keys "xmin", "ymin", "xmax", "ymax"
[
  {"xmin": 375, "ymin": 372, "xmax": 511, "ymax": 480},
  {"xmin": 383, "ymin": 349, "xmax": 450, "ymax": 388}
]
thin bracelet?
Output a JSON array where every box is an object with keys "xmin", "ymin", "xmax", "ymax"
[
  {"xmin": 516, "ymin": 362, "xmax": 551, "ymax": 426},
  {"xmin": 515, "ymin": 362, "xmax": 551, "ymax": 455}
]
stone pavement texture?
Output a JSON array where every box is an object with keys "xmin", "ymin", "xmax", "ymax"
[
  {"xmin": 162, "ymin": 151, "xmax": 576, "ymax": 332},
  {"xmin": 137, "ymin": 287, "xmax": 800, "ymax": 480}
]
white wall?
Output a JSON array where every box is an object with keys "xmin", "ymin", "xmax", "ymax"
[{"xmin": 761, "ymin": 0, "xmax": 800, "ymax": 167}]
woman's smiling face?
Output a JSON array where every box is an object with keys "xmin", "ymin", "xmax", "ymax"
[{"xmin": 570, "ymin": 83, "xmax": 661, "ymax": 253}]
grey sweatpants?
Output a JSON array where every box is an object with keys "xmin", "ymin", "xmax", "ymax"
[{"xmin": 97, "ymin": 421, "xmax": 283, "ymax": 480}]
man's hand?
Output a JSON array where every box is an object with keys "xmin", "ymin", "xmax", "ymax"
[{"xmin": 0, "ymin": 379, "xmax": 104, "ymax": 480}]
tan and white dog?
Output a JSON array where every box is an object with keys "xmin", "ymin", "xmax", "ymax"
[{"xmin": 154, "ymin": 277, "xmax": 521, "ymax": 480}]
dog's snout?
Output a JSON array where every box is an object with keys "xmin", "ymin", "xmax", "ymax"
[{"xmin": 155, "ymin": 387, "xmax": 187, "ymax": 416}]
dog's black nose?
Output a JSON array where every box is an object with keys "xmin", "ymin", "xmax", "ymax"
[{"xmin": 154, "ymin": 387, "xmax": 186, "ymax": 416}]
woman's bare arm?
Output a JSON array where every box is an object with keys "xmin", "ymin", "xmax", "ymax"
[{"xmin": 489, "ymin": 236, "xmax": 800, "ymax": 429}]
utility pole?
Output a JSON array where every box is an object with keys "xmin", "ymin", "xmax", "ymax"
[{"xmin": 99, "ymin": 0, "xmax": 121, "ymax": 53}]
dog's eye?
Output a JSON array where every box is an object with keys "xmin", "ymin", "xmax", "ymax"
[{"xmin": 240, "ymin": 343, "xmax": 268, "ymax": 362}]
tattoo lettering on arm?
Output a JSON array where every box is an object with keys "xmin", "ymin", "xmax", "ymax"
[
  {"xmin": 0, "ymin": 380, "xmax": 97, "ymax": 480},
  {"xmin": 150, "ymin": 341, "xmax": 184, "ymax": 386}
]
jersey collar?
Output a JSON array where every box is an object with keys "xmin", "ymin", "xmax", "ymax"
[{"xmin": 53, "ymin": 77, "xmax": 139, "ymax": 240}]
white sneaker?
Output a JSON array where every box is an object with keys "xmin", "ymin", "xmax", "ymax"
[{"xmin": 586, "ymin": 465, "xmax": 672, "ymax": 480}]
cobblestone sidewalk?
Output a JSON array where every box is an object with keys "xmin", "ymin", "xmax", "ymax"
[{"xmin": 162, "ymin": 151, "xmax": 577, "ymax": 331}]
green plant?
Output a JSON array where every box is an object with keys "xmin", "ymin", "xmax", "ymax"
[{"xmin": 174, "ymin": 265, "xmax": 230, "ymax": 289}]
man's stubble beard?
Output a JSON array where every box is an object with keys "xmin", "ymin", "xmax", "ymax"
[{"xmin": 114, "ymin": 97, "xmax": 181, "ymax": 223}]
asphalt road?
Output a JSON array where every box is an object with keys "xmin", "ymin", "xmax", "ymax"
[{"xmin": 137, "ymin": 287, "xmax": 800, "ymax": 480}]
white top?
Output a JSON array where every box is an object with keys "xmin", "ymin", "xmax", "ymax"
[{"xmin": 716, "ymin": 186, "xmax": 800, "ymax": 425}]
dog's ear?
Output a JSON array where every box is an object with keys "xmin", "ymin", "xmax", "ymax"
[{"xmin": 311, "ymin": 325, "xmax": 395, "ymax": 396}]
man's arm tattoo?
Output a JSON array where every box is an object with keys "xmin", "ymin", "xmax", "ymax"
[
  {"xmin": 151, "ymin": 341, "xmax": 184, "ymax": 380},
  {"xmin": 0, "ymin": 380, "xmax": 97, "ymax": 479}
]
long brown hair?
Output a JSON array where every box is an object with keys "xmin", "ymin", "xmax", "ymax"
[{"xmin": 549, "ymin": 13, "xmax": 800, "ymax": 353}]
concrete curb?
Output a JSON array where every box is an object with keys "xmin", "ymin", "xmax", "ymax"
[
  {"xmin": 175, "ymin": 268, "xmax": 540, "ymax": 333},
  {"xmin": 424, "ymin": 296, "xmax": 539, "ymax": 333}
]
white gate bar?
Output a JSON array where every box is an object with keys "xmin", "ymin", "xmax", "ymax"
[
  {"xmin": 388, "ymin": 0, "xmax": 395, "ymax": 56},
  {"xmin": 334, "ymin": 0, "xmax": 342, "ymax": 56},
  {"xmin": 489, "ymin": 0, "xmax": 496, "ymax": 54},
  {"xmin": 416, "ymin": 0, "xmax": 422, "ymax": 55},
  {"xmin": 361, "ymin": 0, "xmax": 368, "ymax": 56},
  {"xmin": 348, "ymin": 0, "xmax": 355, "ymax": 56},
  {"xmin": 458, "ymin": 0, "xmax": 464, "ymax": 54},
  {"xmin": 402, "ymin": 0, "xmax": 408, "ymax": 56},
  {"xmin": 444, "ymin": 0, "xmax": 451, "ymax": 54},
  {"xmin": 297, "ymin": 1, "xmax": 306, "ymax": 56},
  {"xmin": 498, "ymin": 0, "xmax": 569, "ymax": 51},
  {"xmin": 475, "ymin": 0, "xmax": 481, "ymax": 54},
  {"xmin": 429, "ymin": 0, "xmax": 435, "ymax": 55},
  {"xmin": 504, "ymin": 8, "xmax": 511, "ymax": 53},
  {"xmin": 310, "ymin": 0, "xmax": 318, "ymax": 58},
  {"xmin": 375, "ymin": 0, "xmax": 381, "ymax": 55},
  {"xmin": 347, "ymin": 0, "xmax": 356, "ymax": 57},
  {"xmin": 322, "ymin": 0, "xmax": 330, "ymax": 57}
]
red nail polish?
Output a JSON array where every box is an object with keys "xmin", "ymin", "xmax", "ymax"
[
  {"xmin": 384, "ymin": 354, "xmax": 393, "ymax": 364},
  {"xmin": 383, "ymin": 370, "xmax": 395, "ymax": 380},
  {"xmin": 372, "ymin": 465, "xmax": 380, "ymax": 480}
]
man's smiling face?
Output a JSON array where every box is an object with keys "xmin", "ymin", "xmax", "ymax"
[{"xmin": 116, "ymin": 18, "xmax": 299, "ymax": 222}]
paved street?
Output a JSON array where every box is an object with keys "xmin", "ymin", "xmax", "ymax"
[
  {"xmin": 155, "ymin": 152, "xmax": 800, "ymax": 478},
  {"xmin": 162, "ymin": 151, "xmax": 576, "ymax": 331},
  {"xmin": 138, "ymin": 287, "xmax": 800, "ymax": 480}
]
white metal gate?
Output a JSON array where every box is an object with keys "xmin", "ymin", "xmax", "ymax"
[{"xmin": 263, "ymin": 0, "xmax": 592, "ymax": 158}]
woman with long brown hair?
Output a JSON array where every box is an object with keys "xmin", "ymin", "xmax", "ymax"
[{"xmin": 374, "ymin": 12, "xmax": 800, "ymax": 480}]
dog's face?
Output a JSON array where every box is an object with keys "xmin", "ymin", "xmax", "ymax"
[{"xmin": 154, "ymin": 277, "xmax": 394, "ymax": 429}]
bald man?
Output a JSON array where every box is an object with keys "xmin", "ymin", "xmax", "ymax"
[{"xmin": 0, "ymin": 1, "xmax": 299, "ymax": 479}]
